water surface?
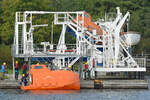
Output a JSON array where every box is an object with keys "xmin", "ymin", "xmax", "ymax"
[{"xmin": 0, "ymin": 77, "xmax": 150, "ymax": 100}]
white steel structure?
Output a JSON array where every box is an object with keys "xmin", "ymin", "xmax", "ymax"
[{"xmin": 12, "ymin": 7, "xmax": 146, "ymax": 75}]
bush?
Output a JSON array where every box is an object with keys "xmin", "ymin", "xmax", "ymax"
[{"xmin": 0, "ymin": 44, "xmax": 12, "ymax": 69}]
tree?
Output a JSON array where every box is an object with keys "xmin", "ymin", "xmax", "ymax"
[{"xmin": 0, "ymin": 0, "xmax": 149, "ymax": 54}]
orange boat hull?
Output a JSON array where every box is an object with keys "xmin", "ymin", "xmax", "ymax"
[{"xmin": 21, "ymin": 65, "xmax": 80, "ymax": 90}]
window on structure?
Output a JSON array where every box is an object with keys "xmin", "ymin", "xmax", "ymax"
[{"xmin": 34, "ymin": 66, "xmax": 43, "ymax": 69}]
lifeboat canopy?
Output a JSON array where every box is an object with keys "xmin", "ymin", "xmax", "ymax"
[{"xmin": 121, "ymin": 31, "xmax": 141, "ymax": 46}]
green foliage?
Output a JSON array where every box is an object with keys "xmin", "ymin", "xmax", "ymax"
[
  {"xmin": 0, "ymin": 45, "xmax": 12, "ymax": 68},
  {"xmin": 0, "ymin": 0, "xmax": 149, "ymax": 59}
]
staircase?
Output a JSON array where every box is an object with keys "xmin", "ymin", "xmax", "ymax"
[
  {"xmin": 68, "ymin": 57, "xmax": 80, "ymax": 67},
  {"xmin": 18, "ymin": 24, "xmax": 23, "ymax": 54}
]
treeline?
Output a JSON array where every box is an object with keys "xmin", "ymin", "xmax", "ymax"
[{"xmin": 0, "ymin": 0, "xmax": 150, "ymax": 64}]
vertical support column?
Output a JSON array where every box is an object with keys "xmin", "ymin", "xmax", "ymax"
[
  {"xmin": 76, "ymin": 13, "xmax": 80, "ymax": 55},
  {"xmin": 30, "ymin": 13, "xmax": 34, "ymax": 53},
  {"xmin": 23, "ymin": 13, "xmax": 27, "ymax": 55},
  {"xmin": 114, "ymin": 30, "xmax": 119, "ymax": 68},
  {"xmin": 102, "ymin": 34, "xmax": 105, "ymax": 68},
  {"xmin": 15, "ymin": 12, "xmax": 19, "ymax": 55},
  {"xmin": 27, "ymin": 57, "xmax": 31, "ymax": 70},
  {"xmin": 12, "ymin": 57, "xmax": 15, "ymax": 80}
]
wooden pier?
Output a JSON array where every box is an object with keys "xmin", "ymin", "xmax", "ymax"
[
  {"xmin": 80, "ymin": 79, "xmax": 148, "ymax": 89},
  {"xmin": 0, "ymin": 80, "xmax": 20, "ymax": 89},
  {"xmin": 0, "ymin": 79, "xmax": 148, "ymax": 89}
]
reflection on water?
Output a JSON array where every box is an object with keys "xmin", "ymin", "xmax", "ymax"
[
  {"xmin": 31, "ymin": 90, "xmax": 80, "ymax": 95},
  {"xmin": 0, "ymin": 77, "xmax": 149, "ymax": 100},
  {"xmin": 0, "ymin": 88, "xmax": 150, "ymax": 100}
]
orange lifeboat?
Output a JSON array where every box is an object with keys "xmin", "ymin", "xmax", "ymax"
[{"xmin": 21, "ymin": 64, "xmax": 80, "ymax": 90}]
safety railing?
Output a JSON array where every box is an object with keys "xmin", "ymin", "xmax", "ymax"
[
  {"xmin": 134, "ymin": 58, "xmax": 146, "ymax": 68},
  {"xmin": 33, "ymin": 44, "xmax": 77, "ymax": 54}
]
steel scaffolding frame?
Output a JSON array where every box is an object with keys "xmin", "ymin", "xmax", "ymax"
[{"xmin": 12, "ymin": 7, "xmax": 146, "ymax": 77}]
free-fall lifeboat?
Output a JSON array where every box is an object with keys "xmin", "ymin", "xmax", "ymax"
[{"xmin": 21, "ymin": 64, "xmax": 80, "ymax": 90}]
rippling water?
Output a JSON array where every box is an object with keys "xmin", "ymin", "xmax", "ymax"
[{"xmin": 0, "ymin": 77, "xmax": 150, "ymax": 100}]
